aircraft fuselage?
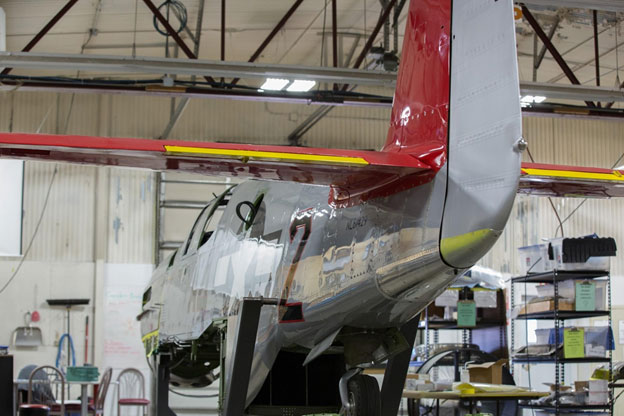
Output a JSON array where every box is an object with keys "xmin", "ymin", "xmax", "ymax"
[{"xmin": 140, "ymin": 170, "xmax": 458, "ymax": 399}]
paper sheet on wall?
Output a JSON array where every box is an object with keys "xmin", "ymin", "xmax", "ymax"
[
  {"xmin": 103, "ymin": 264, "xmax": 152, "ymax": 368},
  {"xmin": 102, "ymin": 263, "xmax": 153, "ymax": 414},
  {"xmin": 619, "ymin": 321, "xmax": 624, "ymax": 345}
]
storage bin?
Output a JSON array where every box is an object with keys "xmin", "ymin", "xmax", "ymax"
[
  {"xmin": 544, "ymin": 326, "xmax": 614, "ymax": 352},
  {"xmin": 549, "ymin": 237, "xmax": 611, "ymax": 271},
  {"xmin": 533, "ymin": 280, "xmax": 607, "ymax": 310},
  {"xmin": 518, "ymin": 244, "xmax": 552, "ymax": 274},
  {"xmin": 535, "ymin": 328, "xmax": 552, "ymax": 345}
]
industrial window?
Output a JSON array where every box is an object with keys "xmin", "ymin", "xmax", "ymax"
[
  {"xmin": 182, "ymin": 204, "xmax": 211, "ymax": 256},
  {"xmin": 0, "ymin": 160, "xmax": 23, "ymax": 256}
]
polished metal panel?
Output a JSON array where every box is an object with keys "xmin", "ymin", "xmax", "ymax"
[
  {"xmin": 141, "ymin": 176, "xmax": 460, "ymax": 404},
  {"xmin": 440, "ymin": 0, "xmax": 522, "ymax": 268}
]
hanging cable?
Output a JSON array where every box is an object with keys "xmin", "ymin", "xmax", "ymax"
[
  {"xmin": 133, "ymin": 0, "xmax": 139, "ymax": 57},
  {"xmin": 0, "ymin": 166, "xmax": 58, "ymax": 296},
  {"xmin": 553, "ymin": 151, "xmax": 624, "ymax": 237},
  {"xmin": 153, "ymin": 0, "xmax": 188, "ymax": 36},
  {"xmin": 616, "ymin": 16, "xmax": 621, "ymax": 88},
  {"xmin": 55, "ymin": 333, "xmax": 76, "ymax": 370},
  {"xmin": 526, "ymin": 147, "xmax": 564, "ymax": 237}
]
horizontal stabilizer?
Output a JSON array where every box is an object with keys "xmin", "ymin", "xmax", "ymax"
[
  {"xmin": 519, "ymin": 162, "xmax": 624, "ymax": 198},
  {"xmin": 0, "ymin": 132, "xmax": 434, "ymax": 207}
]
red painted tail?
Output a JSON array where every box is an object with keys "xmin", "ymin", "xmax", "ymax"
[{"xmin": 383, "ymin": 0, "xmax": 451, "ymax": 170}]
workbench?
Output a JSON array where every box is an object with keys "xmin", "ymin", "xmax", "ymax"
[{"xmin": 402, "ymin": 389, "xmax": 549, "ymax": 416}]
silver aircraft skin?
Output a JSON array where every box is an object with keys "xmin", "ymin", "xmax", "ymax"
[
  {"xmin": 139, "ymin": 0, "xmax": 522, "ymax": 406},
  {"xmin": 141, "ymin": 172, "xmax": 455, "ymax": 400}
]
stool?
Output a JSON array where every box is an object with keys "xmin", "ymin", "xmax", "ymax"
[{"xmin": 19, "ymin": 404, "xmax": 50, "ymax": 416}]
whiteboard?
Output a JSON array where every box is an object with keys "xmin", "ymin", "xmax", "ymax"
[{"xmin": 102, "ymin": 263, "xmax": 153, "ymax": 415}]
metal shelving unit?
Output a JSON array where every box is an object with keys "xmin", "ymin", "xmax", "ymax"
[
  {"xmin": 419, "ymin": 288, "xmax": 507, "ymax": 361},
  {"xmin": 511, "ymin": 269, "xmax": 613, "ymax": 415}
]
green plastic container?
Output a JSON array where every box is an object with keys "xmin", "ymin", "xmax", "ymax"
[{"xmin": 66, "ymin": 366, "xmax": 99, "ymax": 382}]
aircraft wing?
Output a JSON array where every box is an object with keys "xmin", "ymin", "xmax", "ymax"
[
  {"xmin": 0, "ymin": 132, "xmax": 436, "ymax": 207},
  {"xmin": 519, "ymin": 162, "xmax": 624, "ymax": 198}
]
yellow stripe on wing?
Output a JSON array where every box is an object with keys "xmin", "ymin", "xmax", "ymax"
[
  {"xmin": 164, "ymin": 145, "xmax": 369, "ymax": 166},
  {"xmin": 523, "ymin": 168, "xmax": 624, "ymax": 182}
]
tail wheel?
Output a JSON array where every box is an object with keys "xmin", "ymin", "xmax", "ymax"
[{"xmin": 346, "ymin": 375, "xmax": 380, "ymax": 416}]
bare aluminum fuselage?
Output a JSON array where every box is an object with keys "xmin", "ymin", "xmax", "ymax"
[{"xmin": 140, "ymin": 168, "xmax": 458, "ymax": 400}]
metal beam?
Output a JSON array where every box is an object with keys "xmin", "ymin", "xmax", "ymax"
[
  {"xmin": 380, "ymin": 318, "xmax": 419, "ymax": 416},
  {"xmin": 221, "ymin": 0, "xmax": 226, "ymax": 63},
  {"xmin": 142, "ymin": 0, "xmax": 215, "ymax": 85},
  {"xmin": 0, "ymin": 79, "xmax": 393, "ymax": 107},
  {"xmin": 535, "ymin": 17, "xmax": 559, "ymax": 70},
  {"xmin": 593, "ymin": 10, "xmax": 601, "ymax": 88},
  {"xmin": 522, "ymin": 0, "xmax": 624, "ymax": 12},
  {"xmin": 332, "ymin": 0, "xmax": 338, "ymax": 69},
  {"xmin": 522, "ymin": 5, "xmax": 596, "ymax": 108},
  {"xmin": 160, "ymin": 200, "xmax": 209, "ymax": 209},
  {"xmin": 351, "ymin": 0, "xmax": 397, "ymax": 70},
  {"xmin": 160, "ymin": 0, "xmax": 206, "ymax": 140},
  {"xmin": 520, "ymin": 81, "xmax": 624, "ymax": 102},
  {"xmin": 231, "ymin": 0, "xmax": 304, "ymax": 86},
  {"xmin": 2, "ymin": 68, "xmax": 623, "ymax": 107},
  {"xmin": 0, "ymin": 52, "xmax": 397, "ymax": 87},
  {"xmin": 1, "ymin": 0, "xmax": 79, "ymax": 75}
]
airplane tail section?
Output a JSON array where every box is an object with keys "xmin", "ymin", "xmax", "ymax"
[
  {"xmin": 382, "ymin": 0, "xmax": 451, "ymax": 169},
  {"xmin": 385, "ymin": 0, "xmax": 523, "ymax": 268}
]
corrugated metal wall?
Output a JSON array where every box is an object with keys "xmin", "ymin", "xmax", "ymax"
[
  {"xmin": 4, "ymin": 90, "xmax": 624, "ymax": 272},
  {"xmin": 3, "ymin": 92, "xmax": 156, "ymax": 264},
  {"xmin": 481, "ymin": 116, "xmax": 624, "ymax": 280}
]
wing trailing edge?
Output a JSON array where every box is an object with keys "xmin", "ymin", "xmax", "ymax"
[
  {"xmin": 0, "ymin": 132, "xmax": 437, "ymax": 207},
  {"xmin": 519, "ymin": 162, "xmax": 624, "ymax": 198}
]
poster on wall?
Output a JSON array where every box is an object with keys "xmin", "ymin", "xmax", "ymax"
[{"xmin": 102, "ymin": 263, "xmax": 153, "ymax": 414}]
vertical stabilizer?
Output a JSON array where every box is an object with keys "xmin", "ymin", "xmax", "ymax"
[
  {"xmin": 385, "ymin": 0, "xmax": 522, "ymax": 268},
  {"xmin": 383, "ymin": 0, "xmax": 451, "ymax": 170},
  {"xmin": 440, "ymin": 0, "xmax": 522, "ymax": 268}
]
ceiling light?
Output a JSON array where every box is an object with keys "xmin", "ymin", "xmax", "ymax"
[
  {"xmin": 287, "ymin": 80, "xmax": 316, "ymax": 92},
  {"xmin": 521, "ymin": 95, "xmax": 547, "ymax": 104},
  {"xmin": 260, "ymin": 78, "xmax": 289, "ymax": 91}
]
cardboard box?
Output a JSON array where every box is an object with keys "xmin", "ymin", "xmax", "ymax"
[
  {"xmin": 519, "ymin": 299, "xmax": 574, "ymax": 315},
  {"xmin": 467, "ymin": 359, "xmax": 507, "ymax": 385},
  {"xmin": 575, "ymin": 379, "xmax": 608, "ymax": 392}
]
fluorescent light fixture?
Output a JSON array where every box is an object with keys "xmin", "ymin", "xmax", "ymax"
[
  {"xmin": 521, "ymin": 95, "xmax": 547, "ymax": 104},
  {"xmin": 286, "ymin": 80, "xmax": 316, "ymax": 92},
  {"xmin": 260, "ymin": 78, "xmax": 289, "ymax": 91}
]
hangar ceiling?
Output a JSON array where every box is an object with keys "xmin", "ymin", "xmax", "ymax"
[{"xmin": 1, "ymin": 0, "xmax": 624, "ymax": 117}]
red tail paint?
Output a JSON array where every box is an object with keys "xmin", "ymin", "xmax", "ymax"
[{"xmin": 383, "ymin": 0, "xmax": 451, "ymax": 171}]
